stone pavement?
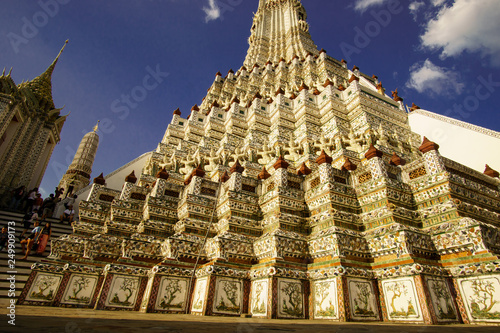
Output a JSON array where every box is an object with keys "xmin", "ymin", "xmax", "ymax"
[{"xmin": 1, "ymin": 303, "xmax": 499, "ymax": 333}]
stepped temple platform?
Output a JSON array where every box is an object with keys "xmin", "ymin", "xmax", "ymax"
[{"xmin": 13, "ymin": 0, "xmax": 500, "ymax": 326}]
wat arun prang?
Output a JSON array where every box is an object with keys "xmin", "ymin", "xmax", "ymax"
[{"xmin": 19, "ymin": 0, "xmax": 500, "ymax": 324}]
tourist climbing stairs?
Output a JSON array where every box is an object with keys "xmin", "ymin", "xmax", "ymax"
[{"xmin": 0, "ymin": 210, "xmax": 74, "ymax": 301}]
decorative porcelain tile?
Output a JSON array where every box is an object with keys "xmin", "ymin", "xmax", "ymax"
[
  {"xmin": 25, "ymin": 273, "xmax": 62, "ymax": 303},
  {"xmin": 105, "ymin": 275, "xmax": 140, "ymax": 308},
  {"xmin": 348, "ymin": 278, "xmax": 379, "ymax": 321},
  {"xmin": 191, "ymin": 277, "xmax": 208, "ymax": 313},
  {"xmin": 313, "ymin": 278, "xmax": 338, "ymax": 319},
  {"xmin": 425, "ymin": 277, "xmax": 458, "ymax": 322},
  {"xmin": 61, "ymin": 274, "xmax": 99, "ymax": 305},
  {"xmin": 382, "ymin": 277, "xmax": 423, "ymax": 322},
  {"xmin": 155, "ymin": 277, "xmax": 189, "ymax": 312},
  {"xmin": 213, "ymin": 278, "xmax": 242, "ymax": 315},
  {"xmin": 250, "ymin": 279, "xmax": 268, "ymax": 317},
  {"xmin": 278, "ymin": 279, "xmax": 304, "ymax": 319},
  {"xmin": 457, "ymin": 275, "xmax": 500, "ymax": 323}
]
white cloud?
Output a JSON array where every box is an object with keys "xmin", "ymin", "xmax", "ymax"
[
  {"xmin": 420, "ymin": 0, "xmax": 500, "ymax": 66},
  {"xmin": 354, "ymin": 0, "xmax": 389, "ymax": 12},
  {"xmin": 409, "ymin": 1, "xmax": 425, "ymax": 20},
  {"xmin": 203, "ymin": 0, "xmax": 221, "ymax": 23},
  {"xmin": 406, "ymin": 59, "xmax": 464, "ymax": 96},
  {"xmin": 431, "ymin": 0, "xmax": 446, "ymax": 6}
]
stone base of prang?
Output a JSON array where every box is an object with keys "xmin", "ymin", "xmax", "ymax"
[{"xmin": 18, "ymin": 259, "xmax": 500, "ymax": 325}]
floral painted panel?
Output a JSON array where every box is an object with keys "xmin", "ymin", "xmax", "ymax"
[
  {"xmin": 191, "ymin": 277, "xmax": 208, "ymax": 313},
  {"xmin": 105, "ymin": 275, "xmax": 140, "ymax": 308},
  {"xmin": 61, "ymin": 274, "xmax": 98, "ymax": 305},
  {"xmin": 213, "ymin": 278, "xmax": 242, "ymax": 315},
  {"xmin": 382, "ymin": 277, "xmax": 423, "ymax": 321},
  {"xmin": 278, "ymin": 279, "xmax": 304, "ymax": 318},
  {"xmin": 313, "ymin": 279, "xmax": 338, "ymax": 319},
  {"xmin": 458, "ymin": 275, "xmax": 500, "ymax": 322},
  {"xmin": 26, "ymin": 273, "xmax": 62, "ymax": 302},
  {"xmin": 348, "ymin": 278, "xmax": 379, "ymax": 320},
  {"xmin": 155, "ymin": 277, "xmax": 189, "ymax": 312},
  {"xmin": 250, "ymin": 279, "xmax": 268, "ymax": 317},
  {"xmin": 425, "ymin": 277, "xmax": 458, "ymax": 322}
]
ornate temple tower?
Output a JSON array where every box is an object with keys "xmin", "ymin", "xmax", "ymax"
[
  {"xmin": 20, "ymin": 1, "xmax": 500, "ymax": 325},
  {"xmin": 58, "ymin": 121, "xmax": 100, "ymax": 198},
  {"xmin": 0, "ymin": 41, "xmax": 68, "ymax": 199},
  {"xmin": 244, "ymin": 0, "xmax": 318, "ymax": 67}
]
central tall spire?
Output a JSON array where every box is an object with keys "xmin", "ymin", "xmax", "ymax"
[{"xmin": 244, "ymin": 0, "xmax": 318, "ymax": 67}]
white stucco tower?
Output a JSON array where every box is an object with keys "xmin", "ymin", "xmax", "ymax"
[{"xmin": 58, "ymin": 121, "xmax": 100, "ymax": 197}]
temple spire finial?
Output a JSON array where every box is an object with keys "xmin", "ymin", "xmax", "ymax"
[
  {"xmin": 93, "ymin": 120, "xmax": 100, "ymax": 133},
  {"xmin": 47, "ymin": 40, "xmax": 69, "ymax": 77},
  {"xmin": 21, "ymin": 40, "xmax": 68, "ymax": 112}
]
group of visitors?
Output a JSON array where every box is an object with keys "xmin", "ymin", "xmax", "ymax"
[
  {"xmin": 8, "ymin": 186, "xmax": 71, "ymax": 217},
  {"xmin": 0, "ymin": 187, "xmax": 77, "ymax": 259},
  {"xmin": 0, "ymin": 219, "xmax": 52, "ymax": 259}
]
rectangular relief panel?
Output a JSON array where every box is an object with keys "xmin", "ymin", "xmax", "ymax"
[
  {"xmin": 250, "ymin": 279, "xmax": 269, "ymax": 317},
  {"xmin": 348, "ymin": 278, "xmax": 379, "ymax": 321},
  {"xmin": 61, "ymin": 274, "xmax": 99, "ymax": 306},
  {"xmin": 104, "ymin": 275, "xmax": 140, "ymax": 309},
  {"xmin": 213, "ymin": 278, "xmax": 243, "ymax": 315},
  {"xmin": 457, "ymin": 275, "xmax": 500, "ymax": 323},
  {"xmin": 382, "ymin": 277, "xmax": 423, "ymax": 322},
  {"xmin": 313, "ymin": 278, "xmax": 339, "ymax": 320},
  {"xmin": 154, "ymin": 277, "xmax": 190, "ymax": 312}
]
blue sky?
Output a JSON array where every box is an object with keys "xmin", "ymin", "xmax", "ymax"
[{"xmin": 1, "ymin": 0, "xmax": 499, "ymax": 196}]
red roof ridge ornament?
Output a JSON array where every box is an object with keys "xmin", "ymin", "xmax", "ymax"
[
  {"xmin": 484, "ymin": 164, "xmax": 499, "ymax": 178},
  {"xmin": 93, "ymin": 172, "xmax": 106, "ymax": 185},
  {"xmin": 273, "ymin": 156, "xmax": 289, "ymax": 170},
  {"xmin": 173, "ymin": 108, "xmax": 181, "ymax": 116},
  {"xmin": 316, "ymin": 150, "xmax": 333, "ymax": 165},
  {"xmin": 390, "ymin": 153, "xmax": 406, "ymax": 166},
  {"xmin": 298, "ymin": 162, "xmax": 312, "ymax": 176},
  {"xmin": 258, "ymin": 167, "xmax": 271, "ymax": 180},
  {"xmin": 220, "ymin": 171, "xmax": 230, "ymax": 183},
  {"xmin": 191, "ymin": 104, "xmax": 200, "ymax": 111},
  {"xmin": 323, "ymin": 79, "xmax": 334, "ymax": 87},
  {"xmin": 391, "ymin": 88, "xmax": 403, "ymax": 102},
  {"xmin": 348, "ymin": 74, "xmax": 359, "ymax": 83},
  {"xmin": 125, "ymin": 171, "xmax": 137, "ymax": 184},
  {"xmin": 419, "ymin": 137, "xmax": 440, "ymax": 154},
  {"xmin": 319, "ymin": 48, "xmax": 326, "ymax": 54},
  {"xmin": 156, "ymin": 168, "xmax": 169, "ymax": 180},
  {"xmin": 341, "ymin": 158, "xmax": 357, "ymax": 171},
  {"xmin": 299, "ymin": 82, "xmax": 309, "ymax": 92},
  {"xmin": 352, "ymin": 65, "xmax": 359, "ymax": 71},
  {"xmin": 184, "ymin": 164, "xmax": 206, "ymax": 185},
  {"xmin": 338, "ymin": 84, "xmax": 346, "ymax": 91},
  {"xmin": 275, "ymin": 87, "xmax": 285, "ymax": 96},
  {"xmin": 365, "ymin": 145, "xmax": 383, "ymax": 160},
  {"xmin": 410, "ymin": 103, "xmax": 421, "ymax": 112},
  {"xmin": 230, "ymin": 160, "xmax": 245, "ymax": 174}
]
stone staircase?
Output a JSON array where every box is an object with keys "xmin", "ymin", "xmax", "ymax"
[{"xmin": 0, "ymin": 210, "xmax": 74, "ymax": 300}]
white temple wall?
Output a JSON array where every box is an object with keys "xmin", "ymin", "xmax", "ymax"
[{"xmin": 408, "ymin": 109, "xmax": 500, "ymax": 173}]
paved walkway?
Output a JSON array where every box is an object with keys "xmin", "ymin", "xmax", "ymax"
[{"xmin": 1, "ymin": 303, "xmax": 499, "ymax": 333}]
